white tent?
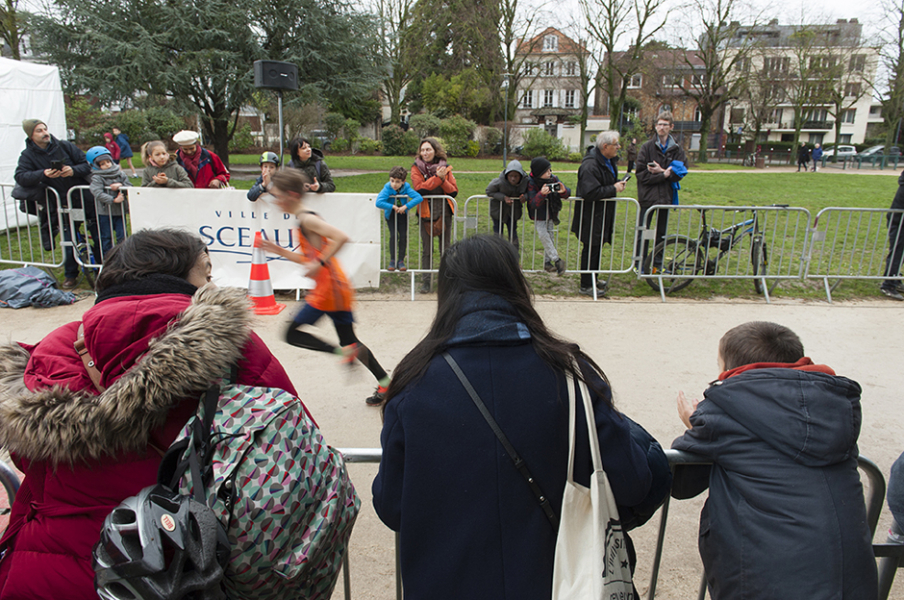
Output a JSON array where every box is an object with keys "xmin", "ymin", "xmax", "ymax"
[{"xmin": 0, "ymin": 57, "xmax": 67, "ymax": 231}]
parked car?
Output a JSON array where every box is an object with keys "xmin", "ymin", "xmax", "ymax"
[
  {"xmin": 309, "ymin": 129, "xmax": 332, "ymax": 151},
  {"xmin": 821, "ymin": 144, "xmax": 858, "ymax": 159},
  {"xmin": 859, "ymin": 144, "xmax": 901, "ymax": 158}
]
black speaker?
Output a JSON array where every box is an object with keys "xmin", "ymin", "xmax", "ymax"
[{"xmin": 253, "ymin": 60, "xmax": 299, "ymax": 91}]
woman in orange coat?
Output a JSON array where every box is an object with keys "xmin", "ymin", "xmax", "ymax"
[{"xmin": 411, "ymin": 137, "xmax": 458, "ymax": 293}]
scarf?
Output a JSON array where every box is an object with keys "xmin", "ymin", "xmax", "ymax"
[
  {"xmin": 180, "ymin": 148, "xmax": 202, "ymax": 180},
  {"xmin": 718, "ymin": 357, "xmax": 836, "ymax": 380},
  {"xmin": 95, "ymin": 273, "xmax": 198, "ymax": 304},
  {"xmin": 415, "ymin": 156, "xmax": 447, "ymax": 179}
]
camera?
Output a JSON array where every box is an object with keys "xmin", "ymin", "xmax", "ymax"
[{"xmin": 550, "ymin": 182, "xmax": 562, "ymax": 193}]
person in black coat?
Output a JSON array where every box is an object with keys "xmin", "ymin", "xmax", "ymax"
[
  {"xmin": 373, "ymin": 234, "xmax": 671, "ymax": 600},
  {"xmin": 14, "ymin": 119, "xmax": 99, "ymax": 288},
  {"xmin": 881, "ymin": 171, "xmax": 904, "ymax": 300},
  {"xmin": 573, "ymin": 131, "xmax": 627, "ymax": 296}
]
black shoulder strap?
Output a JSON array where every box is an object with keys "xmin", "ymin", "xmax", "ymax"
[{"xmin": 441, "ymin": 352, "xmax": 558, "ymax": 529}]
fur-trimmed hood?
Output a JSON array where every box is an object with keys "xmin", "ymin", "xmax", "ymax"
[{"xmin": 0, "ymin": 285, "xmax": 252, "ymax": 465}]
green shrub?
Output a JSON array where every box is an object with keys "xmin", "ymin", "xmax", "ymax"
[
  {"xmin": 331, "ymin": 138, "xmax": 350, "ymax": 153},
  {"xmin": 229, "ymin": 123, "xmax": 254, "ymax": 152},
  {"xmin": 144, "ymin": 106, "xmax": 187, "ymax": 142},
  {"xmin": 439, "ymin": 114, "xmax": 476, "ymax": 157},
  {"xmin": 358, "ymin": 138, "xmax": 382, "ymax": 155},
  {"xmin": 521, "ymin": 128, "xmax": 567, "ymax": 160},
  {"xmin": 114, "ymin": 111, "xmax": 148, "ymax": 147},
  {"xmin": 325, "ymin": 113, "xmax": 347, "ymax": 141},
  {"xmin": 409, "ymin": 113, "xmax": 441, "ymax": 139},
  {"xmin": 466, "ymin": 140, "xmax": 480, "ymax": 157},
  {"xmin": 568, "ymin": 151, "xmax": 584, "ymax": 162},
  {"xmin": 381, "ymin": 125, "xmax": 419, "ymax": 156},
  {"xmin": 481, "ymin": 127, "xmax": 503, "ymax": 154}
]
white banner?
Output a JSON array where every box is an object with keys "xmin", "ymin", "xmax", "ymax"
[{"xmin": 129, "ymin": 188, "xmax": 381, "ymax": 289}]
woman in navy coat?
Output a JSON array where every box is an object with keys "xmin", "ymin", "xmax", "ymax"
[{"xmin": 373, "ymin": 234, "xmax": 669, "ymax": 600}]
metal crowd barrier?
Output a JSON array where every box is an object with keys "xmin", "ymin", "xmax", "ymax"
[
  {"xmin": 337, "ymin": 447, "xmax": 890, "ymax": 600},
  {"xmin": 67, "ymin": 184, "xmax": 130, "ymax": 271},
  {"xmin": 377, "ymin": 195, "xmax": 457, "ymax": 300},
  {"xmin": 1, "ymin": 185, "xmax": 65, "ymax": 272},
  {"xmin": 636, "ymin": 205, "xmax": 811, "ymax": 303},
  {"xmin": 804, "ymin": 207, "xmax": 904, "ymax": 303}
]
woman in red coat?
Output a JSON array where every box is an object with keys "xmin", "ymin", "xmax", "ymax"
[{"xmin": 0, "ymin": 229, "xmax": 299, "ymax": 600}]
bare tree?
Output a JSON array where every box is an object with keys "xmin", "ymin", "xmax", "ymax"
[
  {"xmin": 676, "ymin": 0, "xmax": 762, "ymax": 163},
  {"xmin": 498, "ymin": 0, "xmax": 545, "ymax": 150},
  {"xmin": 580, "ymin": 0, "xmax": 666, "ymax": 135},
  {"xmin": 819, "ymin": 33, "xmax": 876, "ymax": 157},
  {"xmin": 371, "ymin": 0, "xmax": 415, "ymax": 125},
  {"xmin": 737, "ymin": 46, "xmax": 785, "ymax": 143},
  {"xmin": 1, "ymin": 0, "xmax": 23, "ymax": 59},
  {"xmin": 880, "ymin": 0, "xmax": 904, "ymax": 147}
]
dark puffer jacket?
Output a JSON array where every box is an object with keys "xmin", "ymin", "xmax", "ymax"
[
  {"xmin": 14, "ymin": 135, "xmax": 94, "ymax": 210},
  {"xmin": 672, "ymin": 367, "xmax": 877, "ymax": 600},
  {"xmin": 0, "ymin": 284, "xmax": 297, "ymax": 600},
  {"xmin": 289, "ymin": 148, "xmax": 335, "ymax": 193}
]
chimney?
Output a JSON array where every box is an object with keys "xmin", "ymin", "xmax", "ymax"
[
  {"xmin": 837, "ymin": 18, "xmax": 847, "ymax": 23},
  {"xmin": 850, "ymin": 18, "xmax": 858, "ymax": 23},
  {"xmin": 769, "ymin": 18, "xmax": 778, "ymax": 25}
]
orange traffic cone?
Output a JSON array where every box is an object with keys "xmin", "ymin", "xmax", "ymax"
[{"xmin": 248, "ymin": 232, "xmax": 286, "ymax": 315}]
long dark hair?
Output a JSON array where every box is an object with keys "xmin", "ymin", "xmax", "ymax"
[
  {"xmin": 385, "ymin": 234, "xmax": 612, "ymax": 406},
  {"xmin": 95, "ymin": 228, "xmax": 208, "ymax": 292}
]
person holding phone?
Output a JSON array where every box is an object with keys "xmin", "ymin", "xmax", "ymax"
[
  {"xmin": 635, "ymin": 112, "xmax": 687, "ymax": 272},
  {"xmin": 573, "ymin": 130, "xmax": 627, "ymax": 296},
  {"xmin": 15, "ymin": 118, "xmax": 100, "ymax": 288}
]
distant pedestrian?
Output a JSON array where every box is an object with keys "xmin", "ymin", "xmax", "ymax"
[
  {"xmin": 103, "ymin": 132, "xmax": 121, "ymax": 163},
  {"xmin": 112, "ymin": 126, "xmax": 137, "ymax": 177},
  {"xmin": 626, "ymin": 137, "xmax": 638, "ymax": 173},
  {"xmin": 881, "ymin": 170, "xmax": 904, "ymax": 301},
  {"xmin": 811, "ymin": 143, "xmax": 823, "ymax": 172},
  {"xmin": 797, "ymin": 144, "xmax": 810, "ymax": 172}
]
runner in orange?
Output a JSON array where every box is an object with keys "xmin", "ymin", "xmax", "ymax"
[{"xmin": 257, "ymin": 169, "xmax": 391, "ymax": 406}]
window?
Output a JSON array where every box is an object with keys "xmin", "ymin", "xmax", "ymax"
[
  {"xmin": 764, "ymin": 56, "xmax": 789, "ymax": 74},
  {"xmin": 522, "ymin": 62, "xmax": 536, "ymax": 76},
  {"xmin": 840, "ymin": 134, "xmax": 853, "ymax": 143},
  {"xmin": 768, "ymin": 108, "xmax": 783, "ymax": 124},
  {"xmin": 809, "ymin": 56, "xmax": 835, "ymax": 70},
  {"xmin": 850, "ymin": 55, "xmax": 866, "ymax": 72},
  {"xmin": 870, "ymin": 105, "xmax": 882, "ymax": 116},
  {"xmin": 627, "ymin": 73, "xmax": 642, "ymax": 88},
  {"xmin": 801, "ymin": 108, "xmax": 827, "ymax": 122},
  {"xmin": 565, "ymin": 62, "xmax": 577, "ymax": 76},
  {"xmin": 544, "ymin": 35, "xmax": 558, "ymax": 52},
  {"xmin": 544, "ymin": 61, "xmax": 555, "ymax": 76},
  {"xmin": 543, "ymin": 89, "xmax": 554, "ymax": 107},
  {"xmin": 522, "ymin": 90, "xmax": 533, "ymax": 108},
  {"xmin": 731, "ymin": 108, "xmax": 745, "ymax": 123},
  {"xmin": 564, "ymin": 89, "xmax": 575, "ymax": 108},
  {"xmin": 661, "ymin": 74, "xmax": 680, "ymax": 87},
  {"xmin": 691, "ymin": 73, "xmax": 703, "ymax": 87},
  {"xmin": 845, "ymin": 83, "xmax": 862, "ymax": 97},
  {"xmin": 694, "ymin": 106, "xmax": 702, "ymax": 122},
  {"xmin": 842, "ymin": 108, "xmax": 856, "ymax": 123},
  {"xmin": 623, "ymin": 106, "xmax": 638, "ymax": 120}
]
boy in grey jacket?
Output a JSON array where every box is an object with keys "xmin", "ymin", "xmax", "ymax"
[
  {"xmin": 485, "ymin": 160, "xmax": 528, "ymax": 249},
  {"xmin": 87, "ymin": 145, "xmax": 131, "ymax": 256}
]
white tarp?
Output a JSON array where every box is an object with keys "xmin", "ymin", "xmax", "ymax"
[
  {"xmin": 0, "ymin": 57, "xmax": 67, "ymax": 232},
  {"xmin": 129, "ymin": 188, "xmax": 382, "ymax": 289}
]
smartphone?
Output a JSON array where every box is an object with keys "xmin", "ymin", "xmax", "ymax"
[
  {"xmin": 51, "ymin": 160, "xmax": 63, "ymax": 171},
  {"xmin": 647, "ymin": 162, "xmax": 656, "ymax": 168},
  {"xmin": 622, "ymin": 174, "xmax": 632, "ymax": 182}
]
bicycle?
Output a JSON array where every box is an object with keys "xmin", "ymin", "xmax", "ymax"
[
  {"xmin": 742, "ymin": 153, "xmax": 756, "ymax": 167},
  {"xmin": 642, "ymin": 207, "xmax": 775, "ymax": 294}
]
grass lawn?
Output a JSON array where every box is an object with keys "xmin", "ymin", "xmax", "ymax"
[{"xmin": 4, "ymin": 167, "xmax": 900, "ymax": 301}]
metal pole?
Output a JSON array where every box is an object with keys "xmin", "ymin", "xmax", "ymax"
[
  {"xmin": 502, "ymin": 74, "xmax": 510, "ymax": 167},
  {"xmin": 278, "ymin": 90, "xmax": 285, "ymax": 166}
]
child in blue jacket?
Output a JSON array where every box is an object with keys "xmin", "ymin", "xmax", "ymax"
[{"xmin": 375, "ymin": 166, "xmax": 423, "ymax": 271}]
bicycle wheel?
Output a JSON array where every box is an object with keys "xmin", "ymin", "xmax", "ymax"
[
  {"xmin": 643, "ymin": 235, "xmax": 704, "ymax": 293},
  {"xmin": 751, "ymin": 235, "xmax": 768, "ymax": 294}
]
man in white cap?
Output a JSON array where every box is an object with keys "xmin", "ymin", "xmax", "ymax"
[{"xmin": 173, "ymin": 130, "xmax": 230, "ymax": 189}]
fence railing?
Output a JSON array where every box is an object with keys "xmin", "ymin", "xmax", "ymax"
[
  {"xmin": 337, "ymin": 447, "xmax": 891, "ymax": 600},
  {"xmin": 805, "ymin": 207, "xmax": 904, "ymax": 302},
  {"xmin": 1, "ymin": 184, "xmax": 65, "ymax": 271}
]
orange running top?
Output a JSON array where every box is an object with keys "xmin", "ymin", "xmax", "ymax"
[{"xmin": 296, "ymin": 217, "xmax": 353, "ymax": 313}]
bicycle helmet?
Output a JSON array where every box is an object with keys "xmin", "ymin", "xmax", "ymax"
[
  {"xmin": 87, "ymin": 146, "xmax": 113, "ymax": 169},
  {"xmin": 259, "ymin": 151, "xmax": 279, "ymax": 166},
  {"xmin": 93, "ymin": 485, "xmax": 228, "ymax": 600}
]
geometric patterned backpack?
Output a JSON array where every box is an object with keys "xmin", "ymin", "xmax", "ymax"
[{"xmin": 159, "ymin": 382, "xmax": 360, "ymax": 600}]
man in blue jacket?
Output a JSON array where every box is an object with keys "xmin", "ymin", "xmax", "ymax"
[{"xmin": 15, "ymin": 119, "xmax": 99, "ymax": 289}]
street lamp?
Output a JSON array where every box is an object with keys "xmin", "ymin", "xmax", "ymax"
[{"xmin": 502, "ymin": 73, "xmax": 511, "ymax": 167}]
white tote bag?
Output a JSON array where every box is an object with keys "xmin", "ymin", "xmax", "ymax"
[{"xmin": 552, "ymin": 373, "xmax": 635, "ymax": 600}]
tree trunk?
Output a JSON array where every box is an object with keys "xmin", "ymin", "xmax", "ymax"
[
  {"xmin": 698, "ymin": 110, "xmax": 712, "ymax": 163},
  {"xmin": 207, "ymin": 118, "xmax": 231, "ymax": 168}
]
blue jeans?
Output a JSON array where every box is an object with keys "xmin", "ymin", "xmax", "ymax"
[{"xmin": 98, "ymin": 214, "xmax": 126, "ymax": 256}]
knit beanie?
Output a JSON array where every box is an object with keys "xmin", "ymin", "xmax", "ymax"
[
  {"xmin": 22, "ymin": 119, "xmax": 46, "ymax": 139},
  {"xmin": 530, "ymin": 156, "xmax": 551, "ymax": 178}
]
